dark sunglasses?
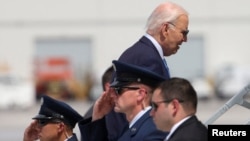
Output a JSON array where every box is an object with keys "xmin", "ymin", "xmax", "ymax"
[
  {"xmin": 37, "ymin": 119, "xmax": 61, "ymax": 127},
  {"xmin": 151, "ymin": 99, "xmax": 184, "ymax": 111},
  {"xmin": 167, "ymin": 22, "xmax": 189, "ymax": 36},
  {"xmin": 114, "ymin": 86, "xmax": 140, "ymax": 95}
]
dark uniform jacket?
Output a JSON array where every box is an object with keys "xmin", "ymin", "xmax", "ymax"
[{"xmin": 79, "ymin": 110, "xmax": 168, "ymax": 141}]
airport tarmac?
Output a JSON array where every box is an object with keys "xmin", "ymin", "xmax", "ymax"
[{"xmin": 0, "ymin": 98, "xmax": 250, "ymax": 141}]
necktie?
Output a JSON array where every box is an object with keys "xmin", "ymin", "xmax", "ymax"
[{"xmin": 163, "ymin": 58, "xmax": 169, "ymax": 74}]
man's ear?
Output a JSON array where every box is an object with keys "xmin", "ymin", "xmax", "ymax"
[
  {"xmin": 104, "ymin": 83, "xmax": 110, "ymax": 91},
  {"xmin": 164, "ymin": 23, "xmax": 169, "ymax": 31},
  {"xmin": 172, "ymin": 99, "xmax": 181, "ymax": 115},
  {"xmin": 137, "ymin": 88, "xmax": 147, "ymax": 101},
  {"xmin": 161, "ymin": 23, "xmax": 170, "ymax": 38},
  {"xmin": 57, "ymin": 122, "xmax": 65, "ymax": 132}
]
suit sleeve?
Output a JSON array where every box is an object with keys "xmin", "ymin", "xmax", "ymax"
[{"xmin": 78, "ymin": 117, "xmax": 109, "ymax": 141}]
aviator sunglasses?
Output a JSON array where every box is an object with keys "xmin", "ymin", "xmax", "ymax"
[{"xmin": 114, "ymin": 86, "xmax": 140, "ymax": 95}]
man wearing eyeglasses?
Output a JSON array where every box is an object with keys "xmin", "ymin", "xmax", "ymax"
[
  {"xmin": 23, "ymin": 95, "xmax": 83, "ymax": 141},
  {"xmin": 79, "ymin": 60, "xmax": 168, "ymax": 141},
  {"xmin": 118, "ymin": 1, "xmax": 189, "ymax": 79},
  {"xmin": 150, "ymin": 77, "xmax": 208, "ymax": 141}
]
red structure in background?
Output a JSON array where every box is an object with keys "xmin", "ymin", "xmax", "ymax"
[
  {"xmin": 36, "ymin": 57, "xmax": 72, "ymax": 80},
  {"xmin": 35, "ymin": 57, "xmax": 74, "ymax": 100}
]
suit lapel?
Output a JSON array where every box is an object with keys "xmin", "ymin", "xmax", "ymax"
[{"xmin": 168, "ymin": 116, "xmax": 197, "ymax": 140}]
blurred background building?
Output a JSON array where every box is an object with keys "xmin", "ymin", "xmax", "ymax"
[{"xmin": 0, "ymin": 0, "xmax": 250, "ymax": 109}]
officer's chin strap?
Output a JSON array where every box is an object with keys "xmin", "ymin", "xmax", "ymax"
[
  {"xmin": 61, "ymin": 122, "xmax": 70, "ymax": 140},
  {"xmin": 64, "ymin": 131, "xmax": 70, "ymax": 139}
]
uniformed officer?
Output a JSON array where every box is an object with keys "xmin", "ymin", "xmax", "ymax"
[
  {"xmin": 79, "ymin": 60, "xmax": 168, "ymax": 141},
  {"xmin": 23, "ymin": 95, "xmax": 83, "ymax": 141}
]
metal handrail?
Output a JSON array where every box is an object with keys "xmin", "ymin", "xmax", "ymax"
[{"xmin": 204, "ymin": 83, "xmax": 250, "ymax": 127}]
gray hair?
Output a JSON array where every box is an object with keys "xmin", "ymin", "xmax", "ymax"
[{"xmin": 145, "ymin": 1, "xmax": 188, "ymax": 35}]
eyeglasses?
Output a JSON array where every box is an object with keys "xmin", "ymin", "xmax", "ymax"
[
  {"xmin": 114, "ymin": 86, "xmax": 140, "ymax": 96},
  {"xmin": 168, "ymin": 22, "xmax": 189, "ymax": 37},
  {"xmin": 37, "ymin": 119, "xmax": 61, "ymax": 127},
  {"xmin": 151, "ymin": 99, "xmax": 184, "ymax": 111}
]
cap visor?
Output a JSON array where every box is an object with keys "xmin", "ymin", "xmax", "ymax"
[
  {"xmin": 110, "ymin": 81, "xmax": 131, "ymax": 87},
  {"xmin": 32, "ymin": 114, "xmax": 52, "ymax": 120}
]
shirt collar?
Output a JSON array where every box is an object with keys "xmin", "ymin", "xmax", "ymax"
[
  {"xmin": 64, "ymin": 135, "xmax": 73, "ymax": 141},
  {"xmin": 144, "ymin": 34, "xmax": 164, "ymax": 59},
  {"xmin": 165, "ymin": 116, "xmax": 192, "ymax": 141},
  {"xmin": 129, "ymin": 106, "xmax": 151, "ymax": 128}
]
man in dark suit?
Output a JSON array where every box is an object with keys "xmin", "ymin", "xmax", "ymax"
[
  {"xmin": 81, "ymin": 1, "xmax": 190, "ymax": 140},
  {"xmin": 79, "ymin": 60, "xmax": 168, "ymax": 141},
  {"xmin": 110, "ymin": 1, "xmax": 189, "ymax": 140},
  {"xmin": 118, "ymin": 1, "xmax": 189, "ymax": 79},
  {"xmin": 150, "ymin": 77, "xmax": 208, "ymax": 141},
  {"xmin": 23, "ymin": 95, "xmax": 83, "ymax": 141}
]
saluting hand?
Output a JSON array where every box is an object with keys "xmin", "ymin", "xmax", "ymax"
[
  {"xmin": 92, "ymin": 87, "xmax": 114, "ymax": 121},
  {"xmin": 23, "ymin": 120, "xmax": 39, "ymax": 141}
]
